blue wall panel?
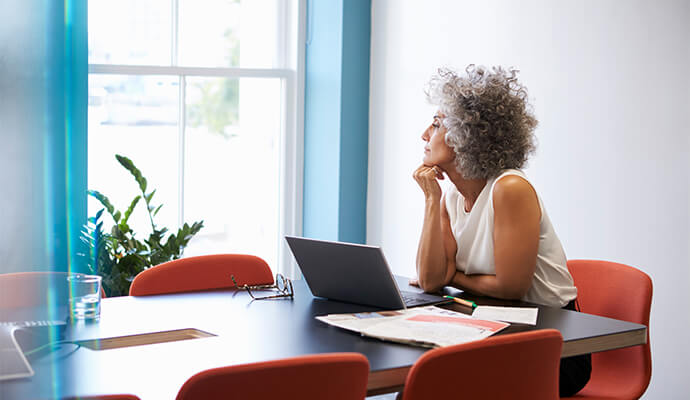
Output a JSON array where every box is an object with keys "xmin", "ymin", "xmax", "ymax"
[{"xmin": 303, "ymin": 0, "xmax": 371, "ymax": 244}]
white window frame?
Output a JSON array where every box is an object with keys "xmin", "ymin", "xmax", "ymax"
[{"xmin": 87, "ymin": 0, "xmax": 306, "ymax": 277}]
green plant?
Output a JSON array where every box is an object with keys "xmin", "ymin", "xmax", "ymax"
[{"xmin": 81, "ymin": 155, "xmax": 203, "ymax": 296}]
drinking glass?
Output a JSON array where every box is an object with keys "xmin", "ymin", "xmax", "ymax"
[{"xmin": 67, "ymin": 274, "xmax": 102, "ymax": 320}]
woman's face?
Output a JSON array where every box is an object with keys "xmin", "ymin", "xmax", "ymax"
[{"xmin": 421, "ymin": 112, "xmax": 455, "ymax": 168}]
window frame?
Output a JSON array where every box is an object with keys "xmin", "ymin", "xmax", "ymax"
[{"xmin": 87, "ymin": 0, "xmax": 305, "ymax": 277}]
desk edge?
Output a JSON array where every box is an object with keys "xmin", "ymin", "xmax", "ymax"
[{"xmin": 562, "ymin": 326, "xmax": 647, "ymax": 357}]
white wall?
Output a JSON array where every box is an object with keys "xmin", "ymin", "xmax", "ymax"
[{"xmin": 367, "ymin": 0, "xmax": 690, "ymax": 397}]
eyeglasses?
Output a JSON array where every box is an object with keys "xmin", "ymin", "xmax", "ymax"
[{"xmin": 230, "ymin": 273, "xmax": 294, "ymax": 300}]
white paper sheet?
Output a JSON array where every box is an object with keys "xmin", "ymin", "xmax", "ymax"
[
  {"xmin": 316, "ymin": 306, "xmax": 510, "ymax": 348},
  {"xmin": 472, "ymin": 306, "xmax": 538, "ymax": 325}
]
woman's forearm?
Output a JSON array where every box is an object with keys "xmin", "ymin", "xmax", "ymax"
[
  {"xmin": 416, "ymin": 197, "xmax": 449, "ymax": 292},
  {"xmin": 450, "ymin": 271, "xmax": 528, "ymax": 300}
]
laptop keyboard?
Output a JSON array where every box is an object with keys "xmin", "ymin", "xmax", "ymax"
[{"xmin": 400, "ymin": 291, "xmax": 443, "ymax": 307}]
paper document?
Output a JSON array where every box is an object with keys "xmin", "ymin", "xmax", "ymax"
[
  {"xmin": 316, "ymin": 306, "xmax": 509, "ymax": 348},
  {"xmin": 472, "ymin": 306, "xmax": 538, "ymax": 325}
]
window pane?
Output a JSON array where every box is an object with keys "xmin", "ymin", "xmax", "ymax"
[
  {"xmin": 178, "ymin": 0, "xmax": 281, "ymax": 68},
  {"xmin": 183, "ymin": 77, "xmax": 282, "ymax": 268},
  {"xmin": 88, "ymin": 74, "xmax": 180, "ymax": 236},
  {"xmin": 88, "ymin": 0, "xmax": 172, "ymax": 65}
]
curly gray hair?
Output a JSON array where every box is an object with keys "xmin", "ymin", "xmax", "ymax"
[{"xmin": 426, "ymin": 65, "xmax": 537, "ymax": 179}]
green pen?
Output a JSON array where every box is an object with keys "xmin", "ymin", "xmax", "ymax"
[{"xmin": 444, "ymin": 295, "xmax": 477, "ymax": 309}]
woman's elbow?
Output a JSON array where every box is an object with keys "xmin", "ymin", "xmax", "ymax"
[
  {"xmin": 419, "ymin": 277, "xmax": 444, "ymax": 293},
  {"xmin": 498, "ymin": 283, "xmax": 530, "ymax": 300}
]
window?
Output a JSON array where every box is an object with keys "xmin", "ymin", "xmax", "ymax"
[{"xmin": 87, "ymin": 0, "xmax": 304, "ymax": 273}]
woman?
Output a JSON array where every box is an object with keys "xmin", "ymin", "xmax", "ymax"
[{"xmin": 413, "ymin": 65, "xmax": 590, "ymax": 396}]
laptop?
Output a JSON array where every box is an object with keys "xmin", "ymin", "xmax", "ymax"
[{"xmin": 285, "ymin": 236, "xmax": 448, "ymax": 309}]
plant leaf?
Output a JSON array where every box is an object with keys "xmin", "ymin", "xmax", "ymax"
[
  {"xmin": 88, "ymin": 191, "xmax": 117, "ymax": 220},
  {"xmin": 145, "ymin": 189, "xmax": 156, "ymax": 204},
  {"xmin": 116, "ymin": 154, "xmax": 147, "ymax": 193},
  {"xmin": 123, "ymin": 195, "xmax": 141, "ymax": 224}
]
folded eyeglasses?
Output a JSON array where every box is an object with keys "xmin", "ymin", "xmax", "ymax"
[{"xmin": 230, "ymin": 273, "xmax": 294, "ymax": 300}]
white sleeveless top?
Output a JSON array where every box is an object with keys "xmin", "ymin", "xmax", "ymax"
[{"xmin": 444, "ymin": 169, "xmax": 577, "ymax": 307}]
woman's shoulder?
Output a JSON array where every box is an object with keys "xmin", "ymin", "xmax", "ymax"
[
  {"xmin": 494, "ymin": 174, "xmax": 531, "ymax": 192},
  {"xmin": 493, "ymin": 168, "xmax": 528, "ymax": 182},
  {"xmin": 491, "ymin": 170, "xmax": 540, "ymax": 211}
]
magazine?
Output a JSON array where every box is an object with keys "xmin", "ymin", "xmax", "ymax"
[{"xmin": 316, "ymin": 306, "xmax": 510, "ymax": 348}]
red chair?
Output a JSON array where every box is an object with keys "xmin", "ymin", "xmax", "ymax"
[
  {"xmin": 175, "ymin": 353, "xmax": 370, "ymax": 400},
  {"xmin": 562, "ymin": 260, "xmax": 652, "ymax": 400},
  {"xmin": 0, "ymin": 271, "xmax": 106, "ymax": 309},
  {"xmin": 401, "ymin": 329, "xmax": 563, "ymax": 400},
  {"xmin": 129, "ymin": 254, "xmax": 274, "ymax": 296}
]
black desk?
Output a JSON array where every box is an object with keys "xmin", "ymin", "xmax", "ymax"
[{"xmin": 0, "ymin": 277, "xmax": 647, "ymax": 399}]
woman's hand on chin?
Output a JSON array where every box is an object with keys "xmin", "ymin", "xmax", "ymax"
[{"xmin": 413, "ymin": 164, "xmax": 444, "ymax": 199}]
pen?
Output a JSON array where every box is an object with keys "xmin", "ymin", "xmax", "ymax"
[{"xmin": 444, "ymin": 295, "xmax": 477, "ymax": 309}]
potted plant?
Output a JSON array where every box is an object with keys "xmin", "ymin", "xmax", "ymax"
[{"xmin": 81, "ymin": 155, "xmax": 203, "ymax": 296}]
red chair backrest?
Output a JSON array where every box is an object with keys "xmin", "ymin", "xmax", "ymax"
[
  {"xmin": 567, "ymin": 259, "xmax": 653, "ymax": 399},
  {"xmin": 175, "ymin": 353, "xmax": 370, "ymax": 400},
  {"xmin": 402, "ymin": 329, "xmax": 563, "ymax": 400},
  {"xmin": 129, "ymin": 254, "xmax": 274, "ymax": 296}
]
